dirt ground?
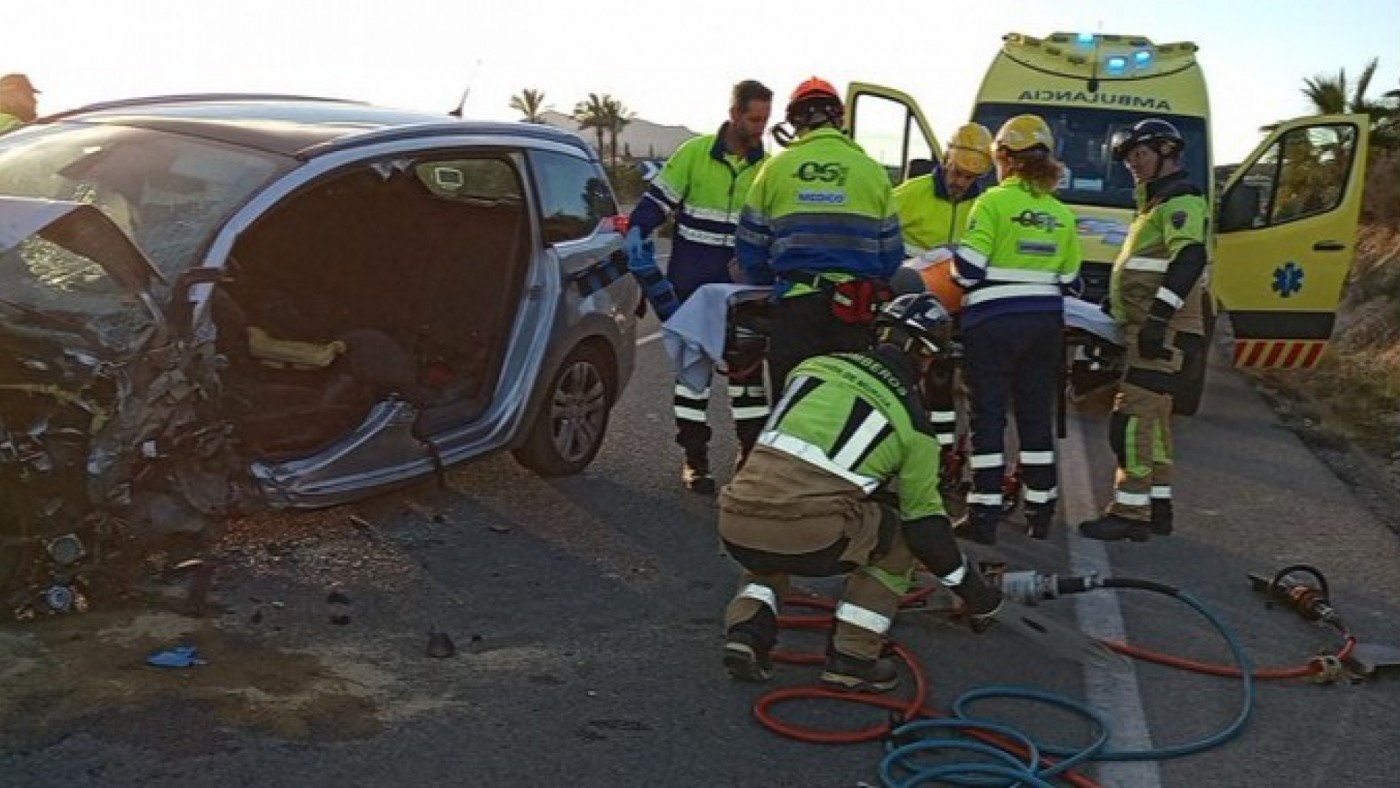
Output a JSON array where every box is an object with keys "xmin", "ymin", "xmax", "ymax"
[{"xmin": 0, "ymin": 497, "xmax": 459, "ymax": 753}]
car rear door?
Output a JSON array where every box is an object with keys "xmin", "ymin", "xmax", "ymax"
[{"xmin": 1214, "ymin": 114, "xmax": 1370, "ymax": 369}]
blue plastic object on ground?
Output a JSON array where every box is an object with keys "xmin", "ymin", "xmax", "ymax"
[{"xmin": 146, "ymin": 645, "xmax": 206, "ymax": 668}]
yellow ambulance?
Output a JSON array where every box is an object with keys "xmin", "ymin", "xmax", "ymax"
[{"xmin": 848, "ymin": 31, "xmax": 1370, "ymax": 414}]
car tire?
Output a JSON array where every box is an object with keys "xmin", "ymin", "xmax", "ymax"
[{"xmin": 513, "ymin": 343, "xmax": 613, "ymax": 477}]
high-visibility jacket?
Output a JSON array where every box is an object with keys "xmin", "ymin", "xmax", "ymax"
[
  {"xmin": 735, "ymin": 128, "xmax": 903, "ymax": 297},
  {"xmin": 953, "ymin": 175, "xmax": 1081, "ymax": 330},
  {"xmin": 1109, "ymin": 170, "xmax": 1209, "ymax": 336},
  {"xmin": 724, "ymin": 348, "xmax": 945, "ymax": 524},
  {"xmin": 0, "ymin": 112, "xmax": 24, "ymax": 135},
  {"xmin": 629, "ymin": 123, "xmax": 766, "ymax": 296},
  {"xmin": 892, "ymin": 162, "xmax": 983, "ymax": 255}
]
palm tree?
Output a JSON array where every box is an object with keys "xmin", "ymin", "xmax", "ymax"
[
  {"xmin": 602, "ymin": 95, "xmax": 635, "ymax": 165},
  {"xmin": 1301, "ymin": 58, "xmax": 1398, "ymax": 150},
  {"xmin": 509, "ymin": 88, "xmax": 549, "ymax": 123},
  {"xmin": 573, "ymin": 93, "xmax": 609, "ymax": 157}
]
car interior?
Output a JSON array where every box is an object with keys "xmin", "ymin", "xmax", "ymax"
[{"xmin": 213, "ymin": 155, "xmax": 532, "ymax": 458}]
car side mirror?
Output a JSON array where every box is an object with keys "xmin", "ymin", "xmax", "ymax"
[{"xmin": 1218, "ymin": 183, "xmax": 1261, "ymax": 232}]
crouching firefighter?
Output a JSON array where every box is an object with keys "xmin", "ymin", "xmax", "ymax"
[
  {"xmin": 717, "ymin": 294, "xmax": 1004, "ymax": 692},
  {"xmin": 1079, "ymin": 119, "xmax": 1208, "ymax": 542}
]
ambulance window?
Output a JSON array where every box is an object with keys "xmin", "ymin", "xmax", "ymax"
[
  {"xmin": 971, "ymin": 103, "xmax": 1208, "ymax": 209},
  {"xmin": 1226, "ymin": 124, "xmax": 1358, "ymax": 229},
  {"xmin": 1271, "ymin": 125, "xmax": 1357, "ymax": 224},
  {"xmin": 847, "ymin": 94, "xmax": 935, "ymax": 186}
]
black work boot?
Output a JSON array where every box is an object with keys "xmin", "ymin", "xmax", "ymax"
[
  {"xmin": 1078, "ymin": 514, "xmax": 1151, "ymax": 542},
  {"xmin": 681, "ymin": 446, "xmax": 715, "ymax": 495},
  {"xmin": 723, "ymin": 629, "xmax": 774, "ymax": 683},
  {"xmin": 723, "ymin": 607, "xmax": 776, "ymax": 682},
  {"xmin": 1150, "ymin": 499, "xmax": 1174, "ymax": 535},
  {"xmin": 953, "ymin": 508, "xmax": 1000, "ymax": 546},
  {"xmin": 1023, "ymin": 506, "xmax": 1053, "ymax": 540},
  {"xmin": 820, "ymin": 650, "xmax": 899, "ymax": 693}
]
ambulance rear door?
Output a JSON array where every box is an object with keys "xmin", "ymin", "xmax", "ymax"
[
  {"xmin": 845, "ymin": 83, "xmax": 943, "ymax": 186},
  {"xmin": 1214, "ymin": 114, "xmax": 1370, "ymax": 369}
]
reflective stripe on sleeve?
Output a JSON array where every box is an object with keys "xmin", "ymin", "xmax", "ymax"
[
  {"xmin": 1019, "ymin": 450, "xmax": 1054, "ymax": 465},
  {"xmin": 938, "ymin": 558, "xmax": 968, "ymax": 586},
  {"xmin": 1155, "ymin": 288, "xmax": 1184, "ymax": 309},
  {"xmin": 1125, "ymin": 256, "xmax": 1169, "ymax": 273},
  {"xmin": 677, "ymin": 225, "xmax": 735, "ymax": 247}
]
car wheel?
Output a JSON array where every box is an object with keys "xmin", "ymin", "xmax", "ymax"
[{"xmin": 513, "ymin": 344, "xmax": 613, "ymax": 477}]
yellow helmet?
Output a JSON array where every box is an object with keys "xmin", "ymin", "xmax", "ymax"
[
  {"xmin": 945, "ymin": 123, "xmax": 993, "ymax": 175},
  {"xmin": 994, "ymin": 114, "xmax": 1054, "ymax": 152}
]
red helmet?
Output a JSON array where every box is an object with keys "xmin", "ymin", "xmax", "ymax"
[
  {"xmin": 786, "ymin": 76, "xmax": 843, "ymax": 133},
  {"xmin": 789, "ymin": 76, "xmax": 839, "ymax": 105}
]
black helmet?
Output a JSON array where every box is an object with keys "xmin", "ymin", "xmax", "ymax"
[
  {"xmin": 722, "ymin": 300, "xmax": 770, "ymax": 378},
  {"xmin": 1110, "ymin": 118, "xmax": 1185, "ymax": 161},
  {"xmin": 876, "ymin": 293, "xmax": 953, "ymax": 358}
]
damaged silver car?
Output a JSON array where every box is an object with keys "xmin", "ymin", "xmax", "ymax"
[{"xmin": 0, "ymin": 95, "xmax": 640, "ymax": 617}]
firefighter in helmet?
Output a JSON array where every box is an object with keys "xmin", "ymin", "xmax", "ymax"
[
  {"xmin": 735, "ymin": 77, "xmax": 904, "ymax": 400},
  {"xmin": 1079, "ymin": 118, "xmax": 1207, "ymax": 542},
  {"xmin": 718, "ymin": 292, "xmax": 1003, "ymax": 691}
]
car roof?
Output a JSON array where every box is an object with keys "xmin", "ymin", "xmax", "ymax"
[{"xmin": 38, "ymin": 94, "xmax": 595, "ymax": 159}]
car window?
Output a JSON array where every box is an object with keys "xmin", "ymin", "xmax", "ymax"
[
  {"xmin": 0, "ymin": 124, "xmax": 287, "ymax": 283},
  {"xmin": 531, "ymin": 149, "xmax": 617, "ymax": 244}
]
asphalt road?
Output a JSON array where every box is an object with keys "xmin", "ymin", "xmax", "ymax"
[{"xmin": 3, "ymin": 298, "xmax": 1400, "ymax": 787}]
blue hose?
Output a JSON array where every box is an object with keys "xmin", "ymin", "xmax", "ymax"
[{"xmin": 879, "ymin": 579, "xmax": 1256, "ymax": 785}]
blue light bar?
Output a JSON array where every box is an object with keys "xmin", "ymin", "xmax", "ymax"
[
  {"xmin": 1077, "ymin": 32, "xmax": 1095, "ymax": 45},
  {"xmin": 1134, "ymin": 49, "xmax": 1153, "ymax": 67},
  {"xmin": 1105, "ymin": 56, "xmax": 1128, "ymax": 73}
]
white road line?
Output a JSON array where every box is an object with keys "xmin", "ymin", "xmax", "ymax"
[{"xmin": 1063, "ymin": 420, "xmax": 1162, "ymax": 786}]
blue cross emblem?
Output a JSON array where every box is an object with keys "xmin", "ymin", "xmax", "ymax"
[{"xmin": 1272, "ymin": 261, "xmax": 1304, "ymax": 298}]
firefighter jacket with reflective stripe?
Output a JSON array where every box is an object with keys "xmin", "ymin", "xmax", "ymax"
[
  {"xmin": 1109, "ymin": 170, "xmax": 1209, "ymax": 335},
  {"xmin": 735, "ymin": 127, "xmax": 903, "ymax": 297},
  {"xmin": 723, "ymin": 347, "xmax": 944, "ymax": 523},
  {"xmin": 892, "ymin": 162, "xmax": 983, "ymax": 255},
  {"xmin": 953, "ymin": 175, "xmax": 1081, "ymax": 331},
  {"xmin": 628, "ymin": 123, "xmax": 766, "ymax": 294}
]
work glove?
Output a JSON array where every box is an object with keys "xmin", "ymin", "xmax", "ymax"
[
  {"xmin": 1137, "ymin": 316, "xmax": 1173, "ymax": 361},
  {"xmin": 624, "ymin": 226, "xmax": 646, "ymax": 265},
  {"xmin": 951, "ymin": 564, "xmax": 1004, "ymax": 634}
]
